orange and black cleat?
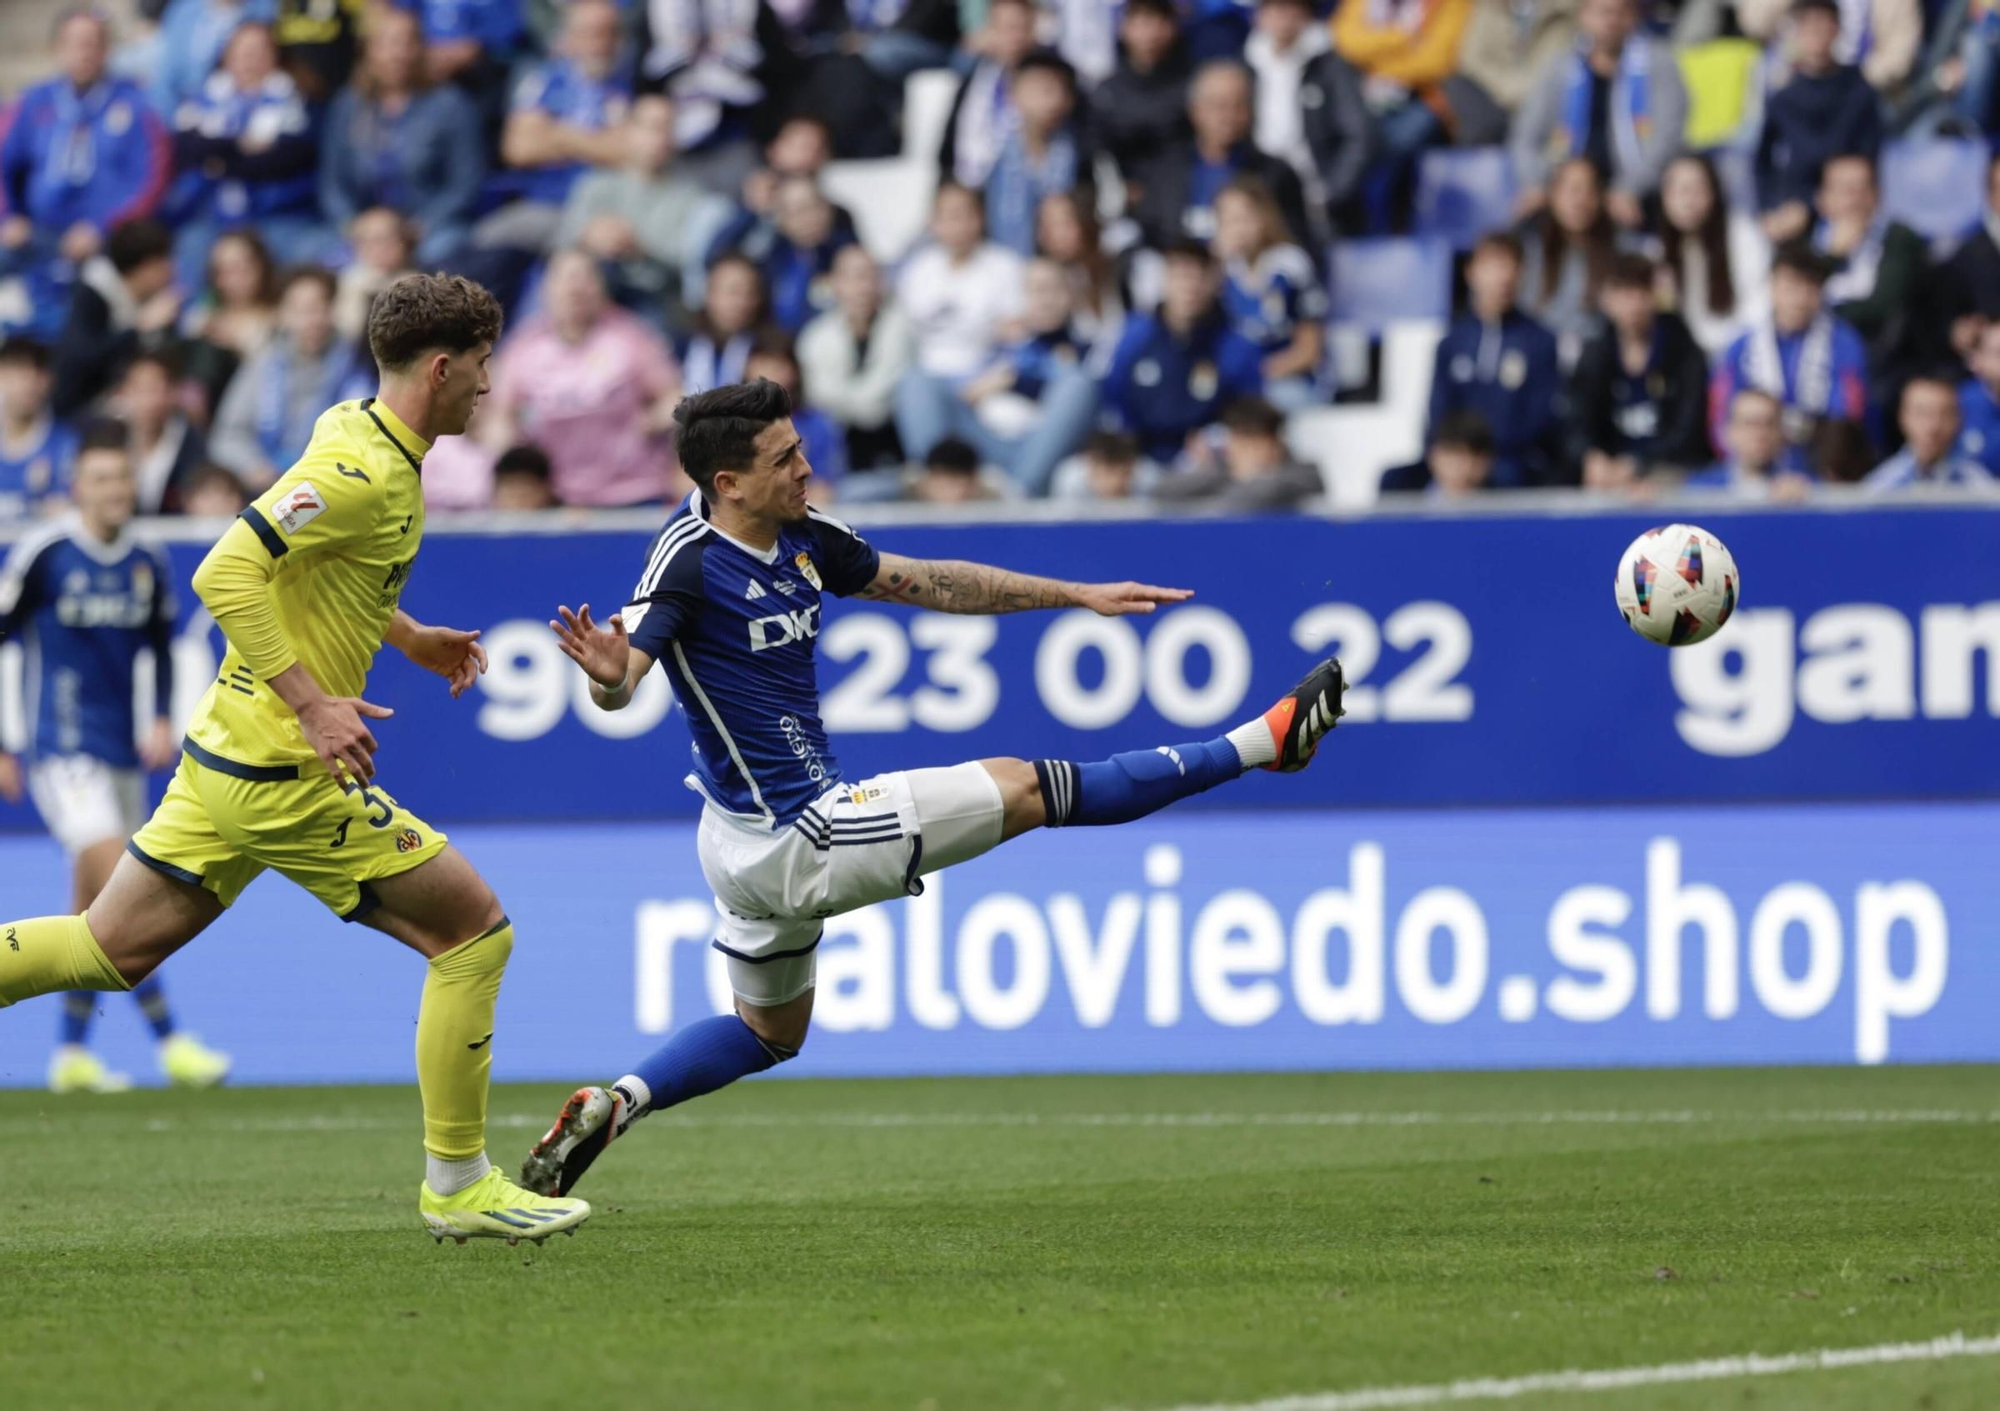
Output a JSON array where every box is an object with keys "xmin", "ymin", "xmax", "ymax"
[{"xmin": 1259, "ymin": 657, "xmax": 1346, "ymax": 773}]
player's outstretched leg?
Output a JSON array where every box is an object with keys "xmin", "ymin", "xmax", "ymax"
[
  {"xmin": 365, "ymin": 848, "xmax": 592, "ymax": 1245},
  {"xmin": 1027, "ymin": 655, "xmax": 1345, "ymax": 832},
  {"xmin": 139, "ymin": 976, "xmax": 233, "ymax": 1088}
]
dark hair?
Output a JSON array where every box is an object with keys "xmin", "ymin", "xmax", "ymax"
[
  {"xmin": 1218, "ymin": 174, "xmax": 1289, "ymax": 255},
  {"xmin": 1792, "ymin": 0, "xmax": 1841, "ymax": 19},
  {"xmin": 494, "ymin": 443, "xmax": 553, "ymax": 481},
  {"xmin": 1771, "ymin": 242, "xmax": 1834, "ymax": 285},
  {"xmin": 1084, "ymin": 429, "xmax": 1140, "ymax": 465},
  {"xmin": 182, "ymin": 460, "xmax": 247, "ymax": 505},
  {"xmin": 1014, "ymin": 47, "xmax": 1076, "ymax": 91},
  {"xmin": 1534, "ymin": 157, "xmax": 1614, "ymax": 308},
  {"xmin": 1471, "ymin": 231, "xmax": 1524, "ymax": 265},
  {"xmin": 923, "ymin": 438, "xmax": 981, "ymax": 476},
  {"xmin": 279, "ymin": 264, "xmax": 338, "ymax": 302},
  {"xmin": 933, "ymin": 179, "xmax": 983, "ymax": 220},
  {"xmin": 1810, "ymin": 415, "xmax": 1874, "ymax": 483},
  {"xmin": 367, "ymin": 272, "xmax": 503, "ymax": 373},
  {"xmin": 1604, "ymin": 251, "xmax": 1655, "ymax": 291},
  {"xmin": 0, "ymin": 336, "xmax": 50, "ymax": 369},
  {"xmin": 78, "ymin": 416, "xmax": 129, "ymax": 456},
  {"xmin": 700, "ymin": 252, "xmax": 770, "ymax": 341},
  {"xmin": 673, "ymin": 378, "xmax": 793, "ymax": 496},
  {"xmin": 1036, "ymin": 191, "xmax": 1111, "ymax": 317},
  {"xmin": 1222, "ymin": 397, "xmax": 1285, "ymax": 439},
  {"xmin": 107, "ymin": 218, "xmax": 172, "ymax": 274},
  {"xmin": 746, "ymin": 330, "xmax": 800, "ymax": 367},
  {"xmin": 1901, "ymin": 374, "xmax": 1961, "ymax": 407},
  {"xmin": 208, "ymin": 226, "xmax": 278, "ymax": 306},
  {"xmin": 1657, "ymin": 153, "xmax": 1735, "ymax": 318},
  {"xmin": 1432, "ymin": 409, "xmax": 1496, "ymax": 456},
  {"xmin": 1162, "ymin": 236, "xmax": 1216, "ymax": 267},
  {"xmin": 120, "ymin": 348, "xmax": 182, "ymax": 382},
  {"xmin": 1820, "ymin": 151, "xmax": 1877, "ymax": 187},
  {"xmin": 1123, "ymin": 0, "xmax": 1178, "ymax": 18}
]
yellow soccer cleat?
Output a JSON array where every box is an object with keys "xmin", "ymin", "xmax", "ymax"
[
  {"xmin": 48, "ymin": 1045, "xmax": 132, "ymax": 1094},
  {"xmin": 158, "ymin": 1033, "xmax": 233, "ymax": 1088},
  {"xmin": 419, "ymin": 1167, "xmax": 591, "ymax": 1246}
]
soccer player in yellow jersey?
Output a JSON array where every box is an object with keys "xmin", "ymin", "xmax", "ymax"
[{"xmin": 0, "ymin": 274, "xmax": 589, "ymax": 1245}]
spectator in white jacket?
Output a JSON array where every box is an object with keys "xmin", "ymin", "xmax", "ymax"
[{"xmin": 799, "ymin": 245, "xmax": 912, "ymax": 480}]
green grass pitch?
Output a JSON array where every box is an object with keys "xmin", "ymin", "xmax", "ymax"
[{"xmin": 5, "ymin": 1066, "xmax": 1998, "ymax": 1411}]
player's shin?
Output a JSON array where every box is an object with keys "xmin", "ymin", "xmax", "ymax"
[
  {"xmin": 415, "ymin": 917, "xmax": 513, "ymax": 1193},
  {"xmin": 615, "ymin": 1014, "xmax": 795, "ymax": 1126},
  {"xmin": 0, "ymin": 914, "xmax": 130, "ymax": 1008},
  {"xmin": 1032, "ymin": 738, "xmax": 1246, "ymax": 829}
]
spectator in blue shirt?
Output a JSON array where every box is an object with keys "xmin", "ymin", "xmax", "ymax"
[
  {"xmin": 1709, "ymin": 244, "xmax": 1868, "ymax": 472},
  {"xmin": 1425, "ymin": 233, "xmax": 1564, "ymax": 486},
  {"xmin": 318, "ymin": 6, "xmax": 485, "ymax": 264},
  {"xmin": 709, "ymin": 176, "xmax": 856, "ymax": 334},
  {"xmin": 153, "ymin": 0, "xmax": 277, "ymax": 118},
  {"xmin": 1956, "ymin": 321, "xmax": 2000, "ymax": 475},
  {"xmin": 0, "ymin": 11, "xmax": 172, "ymax": 273},
  {"xmin": 208, "ymin": 265, "xmax": 368, "ymax": 489},
  {"xmin": 986, "ymin": 49, "xmax": 1089, "ymax": 257},
  {"xmin": 480, "ymin": 0, "xmax": 632, "ymax": 253},
  {"xmin": 1754, "ymin": 0, "xmax": 1883, "ymax": 248},
  {"xmin": 394, "ymin": 0, "xmax": 522, "ymax": 115},
  {"xmin": 1866, "ymin": 376, "xmax": 1994, "ymax": 492},
  {"xmin": 1103, "ymin": 238, "xmax": 1266, "ymax": 466},
  {"xmin": 0, "ymin": 338, "xmax": 78, "ymax": 522},
  {"xmin": 1687, "ymin": 387, "xmax": 1815, "ymax": 500},
  {"xmin": 1213, "ymin": 174, "xmax": 1327, "ymax": 412},
  {"xmin": 1133, "ymin": 59, "xmax": 1311, "ymax": 249},
  {"xmin": 166, "ymin": 21, "xmax": 324, "ymax": 291}
]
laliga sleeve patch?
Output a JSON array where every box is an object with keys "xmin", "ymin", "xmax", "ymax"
[{"xmin": 275, "ymin": 482, "xmax": 327, "ymax": 536}]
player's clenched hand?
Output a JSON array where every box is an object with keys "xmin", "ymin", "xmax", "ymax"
[
  {"xmin": 139, "ymin": 719, "xmax": 178, "ymax": 772},
  {"xmin": 299, "ymin": 696, "xmax": 394, "ymax": 787},
  {"xmin": 400, "ymin": 622, "xmax": 490, "ymax": 699},
  {"xmin": 550, "ymin": 603, "xmax": 630, "ymax": 688},
  {"xmin": 1073, "ymin": 582, "xmax": 1194, "ymax": 617}
]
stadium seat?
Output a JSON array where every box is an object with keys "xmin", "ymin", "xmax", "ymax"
[
  {"xmin": 821, "ymin": 67, "xmax": 959, "ymax": 263},
  {"xmin": 1329, "ymin": 237, "xmax": 1453, "ymax": 335},
  {"xmin": 1414, "ymin": 148, "xmax": 1517, "ymax": 251},
  {"xmin": 1882, "ymin": 138, "xmax": 1991, "ymax": 243}
]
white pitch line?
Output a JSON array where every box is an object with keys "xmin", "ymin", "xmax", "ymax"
[
  {"xmin": 1, "ymin": 1107, "xmax": 1998, "ymax": 1137},
  {"xmin": 1141, "ymin": 1331, "xmax": 2000, "ymax": 1411}
]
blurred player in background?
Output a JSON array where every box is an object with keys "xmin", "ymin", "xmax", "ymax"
[
  {"xmin": 521, "ymin": 380, "xmax": 1347, "ymax": 1198},
  {"xmin": 0, "ymin": 274, "xmax": 589, "ymax": 1246},
  {"xmin": 0, "ymin": 420, "xmax": 231, "ymax": 1092}
]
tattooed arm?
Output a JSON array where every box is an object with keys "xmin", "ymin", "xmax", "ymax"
[{"xmin": 854, "ymin": 551, "xmax": 1193, "ymax": 617}]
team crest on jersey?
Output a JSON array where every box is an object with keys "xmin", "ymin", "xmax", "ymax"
[
  {"xmin": 794, "ymin": 552, "xmax": 822, "ymax": 590},
  {"xmin": 275, "ymin": 482, "xmax": 327, "ymax": 535},
  {"xmin": 395, "ymin": 828, "xmax": 424, "ymax": 853}
]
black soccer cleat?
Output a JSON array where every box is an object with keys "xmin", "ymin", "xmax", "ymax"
[
  {"xmin": 521, "ymin": 1085, "xmax": 626, "ymax": 1197},
  {"xmin": 1259, "ymin": 656, "xmax": 1346, "ymax": 773}
]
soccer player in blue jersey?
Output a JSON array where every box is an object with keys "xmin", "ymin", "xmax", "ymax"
[
  {"xmin": 0, "ymin": 420, "xmax": 230, "ymax": 1091},
  {"xmin": 520, "ymin": 380, "xmax": 1346, "ymax": 1196}
]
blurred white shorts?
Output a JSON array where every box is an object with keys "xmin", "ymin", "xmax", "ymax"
[
  {"xmin": 28, "ymin": 754, "xmax": 145, "ymax": 858},
  {"xmin": 696, "ymin": 762, "xmax": 1006, "ymax": 1008}
]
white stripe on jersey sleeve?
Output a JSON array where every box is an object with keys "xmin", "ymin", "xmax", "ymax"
[
  {"xmin": 632, "ymin": 516, "xmax": 710, "ymax": 602},
  {"xmin": 0, "ymin": 520, "xmax": 70, "ymax": 616}
]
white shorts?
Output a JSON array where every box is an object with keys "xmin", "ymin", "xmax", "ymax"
[
  {"xmin": 27, "ymin": 755, "xmax": 146, "ymax": 858},
  {"xmin": 697, "ymin": 762, "xmax": 1006, "ymax": 1008}
]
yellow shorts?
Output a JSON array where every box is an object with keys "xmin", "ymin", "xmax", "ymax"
[{"xmin": 127, "ymin": 741, "xmax": 449, "ymax": 921}]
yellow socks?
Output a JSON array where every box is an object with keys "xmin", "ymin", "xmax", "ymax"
[
  {"xmin": 0, "ymin": 914, "xmax": 129, "ymax": 1008},
  {"xmin": 415, "ymin": 917, "xmax": 513, "ymax": 1162}
]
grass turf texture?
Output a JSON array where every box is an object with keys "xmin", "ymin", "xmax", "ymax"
[{"xmin": 4, "ymin": 1067, "xmax": 1997, "ymax": 1411}]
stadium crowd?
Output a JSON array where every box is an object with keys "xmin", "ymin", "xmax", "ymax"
[{"xmin": 2, "ymin": 0, "xmax": 1999, "ymax": 520}]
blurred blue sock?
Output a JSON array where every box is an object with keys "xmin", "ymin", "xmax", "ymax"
[
  {"xmin": 626, "ymin": 1014, "xmax": 790, "ymax": 1116},
  {"xmin": 133, "ymin": 974, "xmax": 175, "ymax": 1039},
  {"xmin": 1034, "ymin": 740, "xmax": 1242, "ymax": 828},
  {"xmin": 59, "ymin": 991, "xmax": 94, "ymax": 1046}
]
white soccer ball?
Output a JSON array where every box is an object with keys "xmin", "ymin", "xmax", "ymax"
[{"xmin": 1613, "ymin": 523, "xmax": 1741, "ymax": 647}]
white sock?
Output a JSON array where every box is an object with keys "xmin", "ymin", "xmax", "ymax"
[
  {"xmin": 1225, "ymin": 715, "xmax": 1278, "ymax": 770},
  {"xmin": 613, "ymin": 1076, "xmax": 650, "ymax": 1132},
  {"xmin": 426, "ymin": 1150, "xmax": 490, "ymax": 1196}
]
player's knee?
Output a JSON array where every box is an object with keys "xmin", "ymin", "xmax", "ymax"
[
  {"xmin": 737, "ymin": 995, "xmax": 811, "ymax": 1057},
  {"xmin": 980, "ymin": 758, "xmax": 1046, "ymax": 837}
]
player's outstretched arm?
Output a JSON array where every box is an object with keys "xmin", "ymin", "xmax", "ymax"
[
  {"xmin": 855, "ymin": 551, "xmax": 1192, "ymax": 617},
  {"xmin": 387, "ymin": 609, "xmax": 490, "ymax": 699},
  {"xmin": 551, "ymin": 603, "xmax": 656, "ymax": 711}
]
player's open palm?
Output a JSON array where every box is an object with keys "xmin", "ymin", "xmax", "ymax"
[
  {"xmin": 551, "ymin": 604, "xmax": 630, "ymax": 689},
  {"xmin": 1075, "ymin": 582, "xmax": 1194, "ymax": 617}
]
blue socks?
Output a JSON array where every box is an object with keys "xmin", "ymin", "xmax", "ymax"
[
  {"xmin": 59, "ymin": 975, "xmax": 175, "ymax": 1047},
  {"xmin": 1034, "ymin": 739, "xmax": 1245, "ymax": 828},
  {"xmin": 622, "ymin": 1013, "xmax": 795, "ymax": 1120}
]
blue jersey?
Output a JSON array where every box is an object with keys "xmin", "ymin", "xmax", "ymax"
[
  {"xmin": 1221, "ymin": 245, "xmax": 1328, "ymax": 358},
  {"xmin": 0, "ymin": 416, "xmax": 78, "ymax": 521},
  {"xmin": 0, "ymin": 519, "xmax": 175, "ymax": 766},
  {"xmin": 623, "ymin": 494, "xmax": 879, "ymax": 826},
  {"xmin": 507, "ymin": 57, "xmax": 632, "ymax": 205}
]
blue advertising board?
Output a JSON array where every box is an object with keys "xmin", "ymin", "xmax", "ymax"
[
  {"xmin": 5, "ymin": 503, "xmax": 1996, "ymax": 832},
  {"xmin": 0, "ymin": 800, "xmax": 1991, "ymax": 1086}
]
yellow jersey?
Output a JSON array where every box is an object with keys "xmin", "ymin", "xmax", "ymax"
[{"xmin": 185, "ymin": 397, "xmax": 430, "ymax": 770}]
